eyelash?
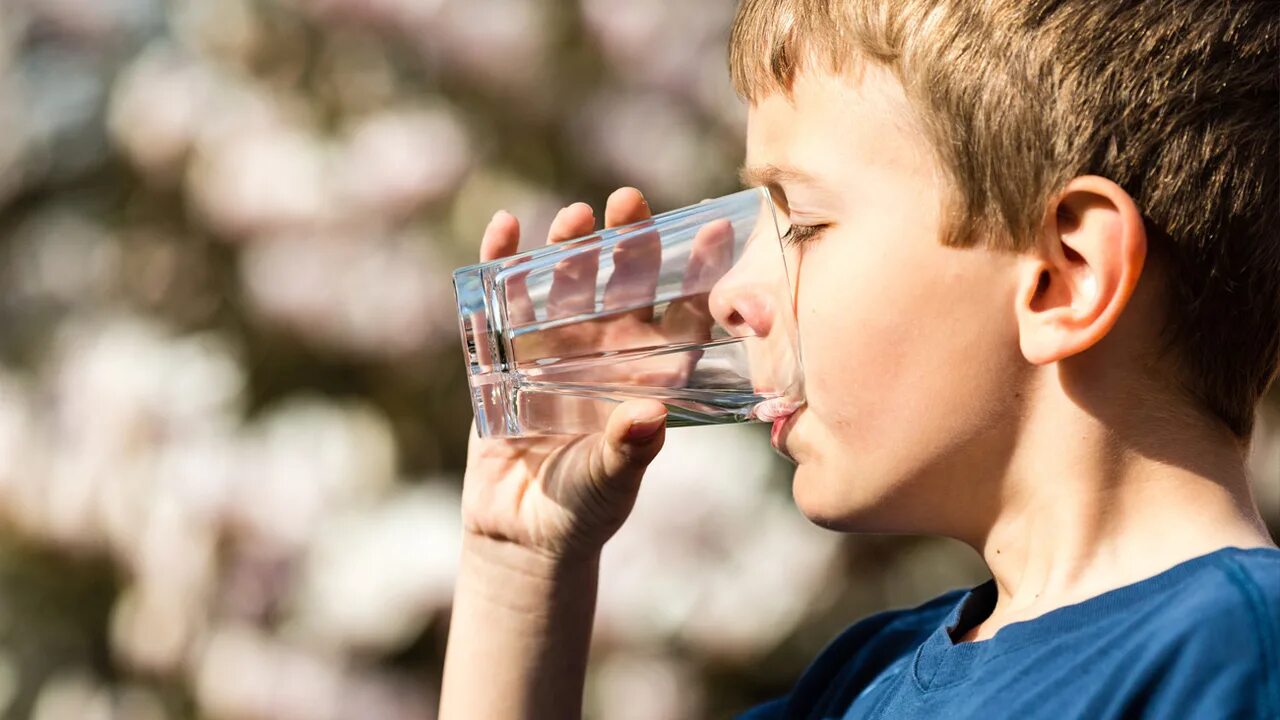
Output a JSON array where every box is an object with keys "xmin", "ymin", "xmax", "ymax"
[{"xmin": 782, "ymin": 223, "xmax": 827, "ymax": 247}]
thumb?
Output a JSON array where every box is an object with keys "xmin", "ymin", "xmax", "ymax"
[{"xmin": 590, "ymin": 400, "xmax": 668, "ymax": 490}]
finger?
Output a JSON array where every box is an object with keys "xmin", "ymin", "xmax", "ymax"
[
  {"xmin": 602, "ymin": 228, "xmax": 661, "ymax": 319},
  {"xmin": 589, "ymin": 399, "xmax": 667, "ymax": 493},
  {"xmin": 480, "ymin": 210, "xmax": 535, "ymax": 326},
  {"xmin": 547, "ymin": 204, "xmax": 601, "ymax": 319},
  {"xmin": 480, "ymin": 210, "xmax": 520, "ymax": 262},
  {"xmin": 600, "ymin": 187, "xmax": 660, "ymax": 320},
  {"xmin": 659, "ymin": 219, "xmax": 734, "ymax": 343},
  {"xmin": 604, "ymin": 187, "xmax": 651, "ymax": 229},
  {"xmin": 656, "ymin": 291, "xmax": 715, "ymax": 385},
  {"xmin": 682, "ymin": 219, "xmax": 734, "ymax": 295},
  {"xmin": 547, "ymin": 202, "xmax": 596, "ymax": 244},
  {"xmin": 602, "ymin": 234, "xmax": 661, "ymax": 317},
  {"xmin": 507, "ymin": 273, "xmax": 536, "ymax": 327}
]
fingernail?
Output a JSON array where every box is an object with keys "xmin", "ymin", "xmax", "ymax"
[
  {"xmin": 491, "ymin": 210, "xmax": 507, "ymax": 223},
  {"xmin": 625, "ymin": 413, "xmax": 666, "ymax": 441}
]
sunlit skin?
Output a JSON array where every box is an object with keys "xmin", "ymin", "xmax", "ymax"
[
  {"xmin": 736, "ymin": 65, "xmax": 1273, "ymax": 639},
  {"xmin": 741, "ymin": 65, "xmax": 1030, "ymax": 534}
]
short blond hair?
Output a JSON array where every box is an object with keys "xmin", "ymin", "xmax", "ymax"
[{"xmin": 730, "ymin": 0, "xmax": 1279, "ymax": 438}]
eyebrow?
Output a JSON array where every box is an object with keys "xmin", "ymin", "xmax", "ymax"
[{"xmin": 738, "ymin": 163, "xmax": 822, "ymax": 189}]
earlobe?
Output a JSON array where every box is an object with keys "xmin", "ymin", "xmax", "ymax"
[{"xmin": 1015, "ymin": 176, "xmax": 1147, "ymax": 366}]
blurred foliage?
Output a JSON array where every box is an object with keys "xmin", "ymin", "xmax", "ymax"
[{"xmin": 0, "ymin": 1, "xmax": 1275, "ymax": 719}]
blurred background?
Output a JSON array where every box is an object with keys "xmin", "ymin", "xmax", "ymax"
[{"xmin": 0, "ymin": 0, "xmax": 1275, "ymax": 718}]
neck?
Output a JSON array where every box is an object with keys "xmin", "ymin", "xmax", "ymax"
[{"xmin": 954, "ymin": 378, "xmax": 1275, "ymax": 641}]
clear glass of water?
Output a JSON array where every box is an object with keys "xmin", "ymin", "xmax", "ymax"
[{"xmin": 453, "ymin": 187, "xmax": 804, "ymax": 437}]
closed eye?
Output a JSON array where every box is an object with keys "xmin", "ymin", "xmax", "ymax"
[{"xmin": 782, "ymin": 223, "xmax": 827, "ymax": 248}]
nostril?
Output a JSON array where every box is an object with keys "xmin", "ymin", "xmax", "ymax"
[
  {"xmin": 709, "ymin": 269, "xmax": 776, "ymax": 338},
  {"xmin": 713, "ymin": 293, "xmax": 773, "ymax": 338}
]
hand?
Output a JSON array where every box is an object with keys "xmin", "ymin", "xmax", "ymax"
[
  {"xmin": 503, "ymin": 202, "xmax": 735, "ymax": 432},
  {"xmin": 461, "ymin": 188, "xmax": 679, "ymax": 560}
]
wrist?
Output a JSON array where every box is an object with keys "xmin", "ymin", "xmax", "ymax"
[
  {"xmin": 442, "ymin": 533, "xmax": 600, "ymax": 720},
  {"xmin": 461, "ymin": 529, "xmax": 602, "ymax": 569},
  {"xmin": 456, "ymin": 531, "xmax": 601, "ymax": 613}
]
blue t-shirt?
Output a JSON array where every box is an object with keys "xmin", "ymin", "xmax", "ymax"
[{"xmin": 738, "ymin": 546, "xmax": 1280, "ymax": 719}]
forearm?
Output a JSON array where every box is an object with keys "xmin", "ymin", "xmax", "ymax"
[{"xmin": 439, "ymin": 533, "xmax": 601, "ymax": 720}]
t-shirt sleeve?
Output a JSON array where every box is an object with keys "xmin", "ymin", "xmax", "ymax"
[
  {"xmin": 729, "ymin": 611, "xmax": 905, "ymax": 720},
  {"xmin": 1135, "ymin": 618, "xmax": 1278, "ymax": 719},
  {"xmin": 732, "ymin": 589, "xmax": 970, "ymax": 720},
  {"xmin": 1132, "ymin": 553, "xmax": 1280, "ymax": 719}
]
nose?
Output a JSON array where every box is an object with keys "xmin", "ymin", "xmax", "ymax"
[{"xmin": 708, "ymin": 255, "xmax": 776, "ymax": 339}]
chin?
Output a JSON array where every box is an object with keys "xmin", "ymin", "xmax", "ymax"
[
  {"xmin": 790, "ymin": 461, "xmax": 917, "ymax": 534},
  {"xmin": 790, "ymin": 462, "xmax": 860, "ymax": 531}
]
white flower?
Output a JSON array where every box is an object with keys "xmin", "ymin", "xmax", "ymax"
[
  {"xmin": 581, "ymin": 0, "xmax": 743, "ymax": 131},
  {"xmin": 417, "ymin": 0, "xmax": 550, "ymax": 96},
  {"xmin": 240, "ymin": 230, "xmax": 457, "ymax": 358},
  {"xmin": 228, "ymin": 397, "xmax": 397, "ymax": 553},
  {"xmin": 334, "ymin": 104, "xmax": 471, "ymax": 221},
  {"xmin": 17, "ymin": 0, "xmax": 161, "ymax": 43},
  {"xmin": 40, "ymin": 318, "xmax": 243, "ymax": 548},
  {"xmin": 29, "ymin": 672, "xmax": 112, "ymax": 720},
  {"xmin": 4, "ymin": 208, "xmax": 120, "ymax": 306},
  {"xmin": 195, "ymin": 624, "xmax": 343, "ymax": 720},
  {"xmin": 287, "ymin": 483, "xmax": 463, "ymax": 652},
  {"xmin": 168, "ymin": 0, "xmax": 259, "ymax": 65},
  {"xmin": 50, "ymin": 319, "xmax": 244, "ymax": 449},
  {"xmin": 588, "ymin": 652, "xmax": 704, "ymax": 720},
  {"xmin": 282, "ymin": 0, "xmax": 446, "ymax": 32},
  {"xmin": 108, "ymin": 43, "xmax": 216, "ymax": 181},
  {"xmin": 573, "ymin": 89, "xmax": 729, "ymax": 207},
  {"xmin": 188, "ymin": 122, "xmax": 334, "ymax": 238}
]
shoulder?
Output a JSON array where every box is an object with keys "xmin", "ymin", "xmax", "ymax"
[
  {"xmin": 1207, "ymin": 545, "xmax": 1280, "ymax": 608},
  {"xmin": 1130, "ymin": 547, "xmax": 1280, "ymax": 719},
  {"xmin": 1169, "ymin": 547, "xmax": 1280, "ymax": 636},
  {"xmin": 1194, "ymin": 546, "xmax": 1279, "ymax": 647},
  {"xmin": 1137, "ymin": 547, "xmax": 1280, "ymax": 657}
]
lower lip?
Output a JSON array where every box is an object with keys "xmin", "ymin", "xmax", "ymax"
[{"xmin": 771, "ymin": 412, "xmax": 797, "ymax": 457}]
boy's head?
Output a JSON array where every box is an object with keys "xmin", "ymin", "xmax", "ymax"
[{"xmin": 724, "ymin": 0, "xmax": 1278, "ymax": 533}]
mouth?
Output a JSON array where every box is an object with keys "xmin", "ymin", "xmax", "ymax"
[
  {"xmin": 770, "ymin": 411, "xmax": 799, "ymax": 462},
  {"xmin": 750, "ymin": 395, "xmax": 799, "ymax": 421},
  {"xmin": 749, "ymin": 392, "xmax": 803, "ymax": 461},
  {"xmin": 751, "ymin": 397, "xmax": 802, "ymax": 462}
]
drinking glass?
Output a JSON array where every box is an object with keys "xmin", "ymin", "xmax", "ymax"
[{"xmin": 453, "ymin": 187, "xmax": 804, "ymax": 437}]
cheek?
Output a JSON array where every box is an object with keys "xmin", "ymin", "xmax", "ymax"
[
  {"xmin": 792, "ymin": 234, "xmax": 1019, "ymax": 459},
  {"xmin": 796, "ymin": 257, "xmax": 911, "ymax": 432}
]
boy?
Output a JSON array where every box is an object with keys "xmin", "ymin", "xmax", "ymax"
[{"xmin": 441, "ymin": 0, "xmax": 1279, "ymax": 718}]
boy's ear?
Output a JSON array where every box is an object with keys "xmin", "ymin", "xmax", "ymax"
[{"xmin": 1014, "ymin": 176, "xmax": 1147, "ymax": 365}]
